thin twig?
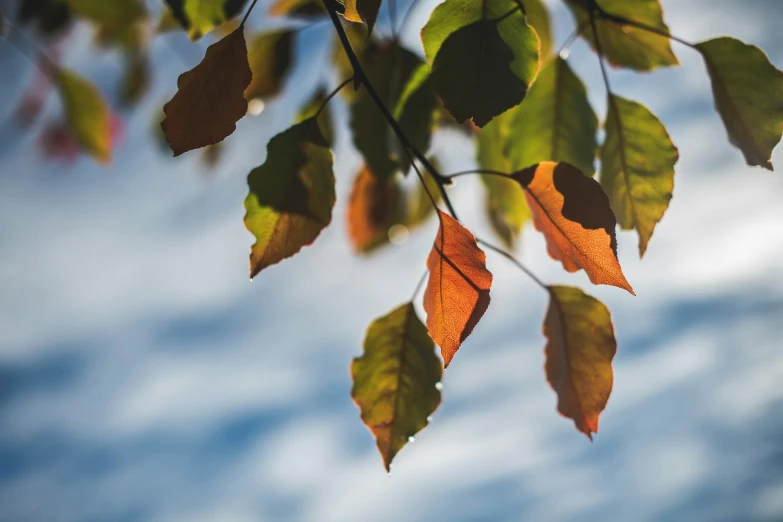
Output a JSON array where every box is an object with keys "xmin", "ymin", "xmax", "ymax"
[
  {"xmin": 592, "ymin": 3, "xmax": 699, "ymax": 51},
  {"xmin": 314, "ymin": 75, "xmax": 354, "ymax": 118},
  {"xmin": 477, "ymin": 239, "xmax": 548, "ymax": 291},
  {"xmin": 558, "ymin": 21, "xmax": 587, "ymax": 60},
  {"xmin": 240, "ymin": 0, "xmax": 261, "ymax": 27}
]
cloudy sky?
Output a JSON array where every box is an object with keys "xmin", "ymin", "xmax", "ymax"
[{"xmin": 1, "ymin": 0, "xmax": 783, "ymax": 521}]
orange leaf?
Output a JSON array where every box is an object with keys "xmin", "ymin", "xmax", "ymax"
[
  {"xmin": 423, "ymin": 211, "xmax": 492, "ymax": 367},
  {"xmin": 161, "ymin": 28, "xmax": 251, "ymax": 156},
  {"xmin": 346, "ymin": 166, "xmax": 400, "ymax": 253},
  {"xmin": 513, "ymin": 162, "xmax": 634, "ymax": 295},
  {"xmin": 544, "ymin": 285, "xmax": 616, "ymax": 439}
]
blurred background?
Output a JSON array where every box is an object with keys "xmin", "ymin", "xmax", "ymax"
[{"xmin": 1, "ymin": 0, "xmax": 783, "ymax": 520}]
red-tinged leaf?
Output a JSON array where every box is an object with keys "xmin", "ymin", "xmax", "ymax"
[
  {"xmin": 512, "ymin": 162, "xmax": 634, "ymax": 294},
  {"xmin": 544, "ymin": 285, "xmax": 616, "ymax": 439},
  {"xmin": 423, "ymin": 211, "xmax": 492, "ymax": 367},
  {"xmin": 54, "ymin": 69, "xmax": 113, "ymax": 163},
  {"xmin": 352, "ymin": 303, "xmax": 442, "ymax": 471},
  {"xmin": 161, "ymin": 28, "xmax": 251, "ymax": 156},
  {"xmin": 244, "ymin": 118, "xmax": 335, "ymax": 277},
  {"xmin": 346, "ymin": 166, "xmax": 401, "ymax": 253}
]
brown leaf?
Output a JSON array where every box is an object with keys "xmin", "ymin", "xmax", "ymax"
[
  {"xmin": 161, "ymin": 28, "xmax": 251, "ymax": 156},
  {"xmin": 512, "ymin": 162, "xmax": 634, "ymax": 295},
  {"xmin": 544, "ymin": 285, "xmax": 616, "ymax": 439},
  {"xmin": 346, "ymin": 166, "xmax": 400, "ymax": 253},
  {"xmin": 423, "ymin": 211, "xmax": 492, "ymax": 367}
]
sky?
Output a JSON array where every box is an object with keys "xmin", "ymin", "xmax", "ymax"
[{"xmin": 1, "ymin": 0, "xmax": 783, "ymax": 521}]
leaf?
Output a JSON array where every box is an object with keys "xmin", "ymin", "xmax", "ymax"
[
  {"xmin": 601, "ymin": 95, "xmax": 678, "ymax": 257},
  {"xmin": 403, "ymin": 166, "xmax": 442, "ymax": 229},
  {"xmin": 244, "ymin": 118, "xmax": 335, "ymax": 277},
  {"xmin": 347, "ymin": 166, "xmax": 401, "ymax": 253},
  {"xmin": 424, "ymin": 211, "xmax": 493, "ymax": 367},
  {"xmin": 161, "ymin": 28, "xmax": 251, "ymax": 156},
  {"xmin": 351, "ymin": 303, "xmax": 442, "ymax": 471},
  {"xmin": 269, "ymin": 0, "xmax": 325, "ymax": 18},
  {"xmin": 18, "ymin": 0, "xmax": 73, "ymax": 35},
  {"xmin": 163, "ymin": 0, "xmax": 247, "ymax": 40},
  {"xmin": 351, "ymin": 43, "xmax": 436, "ymax": 181},
  {"xmin": 512, "ymin": 162, "xmax": 634, "ymax": 294},
  {"xmin": 522, "ymin": 0, "xmax": 552, "ymax": 57},
  {"xmin": 297, "ymin": 88, "xmax": 335, "ymax": 147},
  {"xmin": 508, "ymin": 57, "xmax": 598, "ymax": 176},
  {"xmin": 422, "ymin": 0, "xmax": 539, "ymax": 127},
  {"xmin": 544, "ymin": 285, "xmax": 616, "ymax": 439},
  {"xmin": 118, "ymin": 53, "xmax": 150, "ymax": 108},
  {"xmin": 697, "ymin": 37, "xmax": 783, "ymax": 170},
  {"xmin": 54, "ymin": 69, "xmax": 112, "ymax": 163},
  {"xmin": 477, "ymin": 109, "xmax": 530, "ymax": 248},
  {"xmin": 565, "ymin": 0, "xmax": 678, "ymax": 71},
  {"xmin": 245, "ymin": 30, "xmax": 293, "ymax": 101},
  {"xmin": 343, "ymin": 0, "xmax": 382, "ymax": 34},
  {"xmin": 65, "ymin": 0, "xmax": 145, "ymax": 26}
]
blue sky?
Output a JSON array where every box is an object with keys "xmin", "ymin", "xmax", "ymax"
[{"xmin": 1, "ymin": 0, "xmax": 783, "ymax": 521}]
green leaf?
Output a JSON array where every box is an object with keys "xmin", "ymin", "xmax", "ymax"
[
  {"xmin": 566, "ymin": 0, "xmax": 678, "ymax": 71},
  {"xmin": 544, "ymin": 285, "xmax": 616, "ymax": 439},
  {"xmin": 508, "ymin": 57, "xmax": 598, "ymax": 176},
  {"xmin": 161, "ymin": 28, "xmax": 252, "ymax": 156},
  {"xmin": 55, "ymin": 69, "xmax": 112, "ymax": 163},
  {"xmin": 269, "ymin": 0, "xmax": 325, "ymax": 17},
  {"xmin": 697, "ymin": 37, "xmax": 783, "ymax": 170},
  {"xmin": 118, "ymin": 53, "xmax": 150, "ymax": 108},
  {"xmin": 352, "ymin": 303, "xmax": 442, "ymax": 471},
  {"xmin": 244, "ymin": 119, "xmax": 335, "ymax": 277},
  {"xmin": 403, "ymin": 165, "xmax": 441, "ymax": 229},
  {"xmin": 351, "ymin": 43, "xmax": 436, "ymax": 181},
  {"xmin": 297, "ymin": 88, "xmax": 335, "ymax": 147},
  {"xmin": 245, "ymin": 30, "xmax": 293, "ymax": 101},
  {"xmin": 422, "ymin": 0, "xmax": 539, "ymax": 127},
  {"xmin": 522, "ymin": 0, "xmax": 552, "ymax": 57},
  {"xmin": 163, "ymin": 0, "xmax": 247, "ymax": 40},
  {"xmin": 477, "ymin": 109, "xmax": 530, "ymax": 248},
  {"xmin": 65, "ymin": 0, "xmax": 145, "ymax": 26},
  {"xmin": 601, "ymin": 96, "xmax": 678, "ymax": 257}
]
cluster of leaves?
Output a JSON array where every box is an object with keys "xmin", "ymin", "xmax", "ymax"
[{"xmin": 7, "ymin": 0, "xmax": 783, "ymax": 472}]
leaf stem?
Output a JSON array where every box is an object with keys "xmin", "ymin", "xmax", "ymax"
[
  {"xmin": 558, "ymin": 21, "xmax": 588, "ymax": 60},
  {"xmin": 444, "ymin": 168, "xmax": 510, "ymax": 179},
  {"xmin": 591, "ymin": 3, "xmax": 699, "ymax": 51},
  {"xmin": 240, "ymin": 0, "xmax": 261, "ymax": 27},
  {"xmin": 477, "ymin": 239, "xmax": 548, "ymax": 291},
  {"xmin": 314, "ymin": 75, "xmax": 354, "ymax": 118}
]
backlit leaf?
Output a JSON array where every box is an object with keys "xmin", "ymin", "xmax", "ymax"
[
  {"xmin": 697, "ymin": 37, "xmax": 783, "ymax": 170},
  {"xmin": 544, "ymin": 285, "xmax": 616, "ymax": 439},
  {"xmin": 351, "ymin": 303, "xmax": 442, "ymax": 471},
  {"xmin": 512, "ymin": 162, "xmax": 634, "ymax": 294},
  {"xmin": 55, "ymin": 69, "xmax": 112, "ymax": 163},
  {"xmin": 297, "ymin": 88, "xmax": 334, "ymax": 147},
  {"xmin": 508, "ymin": 57, "xmax": 598, "ymax": 176},
  {"xmin": 343, "ymin": 0, "xmax": 382, "ymax": 34},
  {"xmin": 163, "ymin": 0, "xmax": 247, "ymax": 40},
  {"xmin": 424, "ymin": 211, "xmax": 493, "ymax": 367},
  {"xmin": 477, "ymin": 109, "xmax": 530, "ymax": 248},
  {"xmin": 244, "ymin": 118, "xmax": 335, "ymax": 277},
  {"xmin": 245, "ymin": 30, "xmax": 293, "ymax": 101},
  {"xmin": 522, "ymin": 0, "xmax": 552, "ymax": 57},
  {"xmin": 347, "ymin": 166, "xmax": 401, "ymax": 253},
  {"xmin": 422, "ymin": 0, "xmax": 539, "ymax": 127},
  {"xmin": 566, "ymin": 0, "xmax": 678, "ymax": 71},
  {"xmin": 269, "ymin": 0, "xmax": 325, "ymax": 18},
  {"xmin": 601, "ymin": 95, "xmax": 678, "ymax": 257},
  {"xmin": 161, "ymin": 28, "xmax": 251, "ymax": 156},
  {"xmin": 65, "ymin": 0, "xmax": 145, "ymax": 26}
]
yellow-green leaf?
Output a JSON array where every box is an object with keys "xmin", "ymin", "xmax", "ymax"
[
  {"xmin": 566, "ymin": 0, "xmax": 678, "ymax": 71},
  {"xmin": 523, "ymin": 0, "xmax": 552, "ymax": 57},
  {"xmin": 245, "ymin": 30, "xmax": 293, "ymax": 101},
  {"xmin": 352, "ymin": 303, "xmax": 442, "ymax": 471},
  {"xmin": 508, "ymin": 57, "xmax": 598, "ymax": 176},
  {"xmin": 65, "ymin": 0, "xmax": 145, "ymax": 26},
  {"xmin": 244, "ymin": 118, "xmax": 335, "ymax": 277},
  {"xmin": 422, "ymin": 0, "xmax": 540, "ymax": 127},
  {"xmin": 55, "ymin": 69, "xmax": 112, "ymax": 163},
  {"xmin": 544, "ymin": 285, "xmax": 616, "ymax": 439},
  {"xmin": 697, "ymin": 37, "xmax": 783, "ymax": 170},
  {"xmin": 162, "ymin": 28, "xmax": 251, "ymax": 156},
  {"xmin": 163, "ymin": 0, "xmax": 247, "ymax": 40},
  {"xmin": 601, "ymin": 95, "xmax": 678, "ymax": 257}
]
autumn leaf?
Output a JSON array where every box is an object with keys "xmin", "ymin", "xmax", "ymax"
[
  {"xmin": 544, "ymin": 285, "xmax": 616, "ymax": 439},
  {"xmin": 347, "ymin": 166, "xmax": 401, "ymax": 253},
  {"xmin": 163, "ymin": 0, "xmax": 247, "ymax": 40},
  {"xmin": 352, "ymin": 303, "xmax": 442, "ymax": 471},
  {"xmin": 508, "ymin": 57, "xmax": 598, "ymax": 176},
  {"xmin": 245, "ymin": 30, "xmax": 293, "ymax": 101},
  {"xmin": 601, "ymin": 95, "xmax": 678, "ymax": 257},
  {"xmin": 422, "ymin": 0, "xmax": 539, "ymax": 127},
  {"xmin": 477, "ymin": 109, "xmax": 531, "ymax": 248},
  {"xmin": 55, "ymin": 69, "xmax": 113, "ymax": 163},
  {"xmin": 244, "ymin": 118, "xmax": 335, "ymax": 277},
  {"xmin": 424, "ymin": 211, "xmax": 493, "ymax": 367},
  {"xmin": 161, "ymin": 28, "xmax": 251, "ymax": 156},
  {"xmin": 697, "ymin": 37, "xmax": 783, "ymax": 170},
  {"xmin": 343, "ymin": 0, "xmax": 382, "ymax": 35},
  {"xmin": 269, "ymin": 0, "xmax": 325, "ymax": 18},
  {"xmin": 566, "ymin": 0, "xmax": 678, "ymax": 71},
  {"xmin": 512, "ymin": 162, "xmax": 634, "ymax": 294}
]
